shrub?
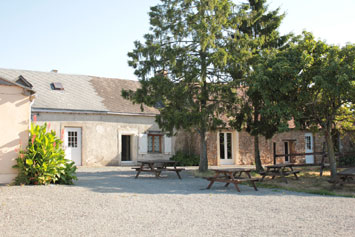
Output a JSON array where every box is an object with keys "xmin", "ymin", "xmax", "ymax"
[
  {"xmin": 338, "ymin": 154, "xmax": 355, "ymax": 167},
  {"xmin": 170, "ymin": 151, "xmax": 199, "ymax": 166},
  {"xmin": 13, "ymin": 123, "xmax": 77, "ymax": 185}
]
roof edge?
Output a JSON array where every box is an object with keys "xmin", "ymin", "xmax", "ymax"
[
  {"xmin": 32, "ymin": 108, "xmax": 157, "ymax": 117},
  {"xmin": 0, "ymin": 76, "xmax": 35, "ymax": 94}
]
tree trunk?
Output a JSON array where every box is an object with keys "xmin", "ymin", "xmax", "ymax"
[
  {"xmin": 325, "ymin": 127, "xmax": 337, "ymax": 181},
  {"xmin": 254, "ymin": 135, "xmax": 264, "ymax": 172},
  {"xmin": 199, "ymin": 130, "xmax": 208, "ymax": 172}
]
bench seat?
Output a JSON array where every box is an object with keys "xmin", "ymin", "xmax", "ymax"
[{"xmin": 165, "ymin": 168, "xmax": 185, "ymax": 172}]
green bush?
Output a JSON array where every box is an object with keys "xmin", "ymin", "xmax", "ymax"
[
  {"xmin": 13, "ymin": 123, "xmax": 77, "ymax": 185},
  {"xmin": 170, "ymin": 151, "xmax": 199, "ymax": 166},
  {"xmin": 338, "ymin": 154, "xmax": 355, "ymax": 167}
]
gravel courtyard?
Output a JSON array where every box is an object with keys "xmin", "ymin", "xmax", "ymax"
[{"xmin": 1, "ymin": 167, "xmax": 354, "ymax": 237}]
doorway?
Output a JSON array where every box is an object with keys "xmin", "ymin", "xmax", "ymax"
[
  {"xmin": 122, "ymin": 135, "xmax": 131, "ymax": 162},
  {"xmin": 219, "ymin": 132, "xmax": 233, "ymax": 165},
  {"xmin": 284, "ymin": 142, "xmax": 290, "ymax": 163},
  {"xmin": 305, "ymin": 133, "xmax": 314, "ymax": 164},
  {"xmin": 64, "ymin": 127, "xmax": 82, "ymax": 166}
]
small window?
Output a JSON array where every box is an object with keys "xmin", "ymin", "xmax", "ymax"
[
  {"xmin": 68, "ymin": 131, "xmax": 78, "ymax": 148},
  {"xmin": 305, "ymin": 136, "xmax": 312, "ymax": 150},
  {"xmin": 148, "ymin": 134, "xmax": 162, "ymax": 153},
  {"xmin": 51, "ymin": 82, "xmax": 64, "ymax": 90}
]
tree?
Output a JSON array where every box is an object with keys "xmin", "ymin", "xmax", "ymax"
[
  {"xmin": 122, "ymin": 0, "xmax": 239, "ymax": 172},
  {"xmin": 255, "ymin": 32, "xmax": 355, "ymax": 180},
  {"xmin": 225, "ymin": 0, "xmax": 290, "ymax": 172}
]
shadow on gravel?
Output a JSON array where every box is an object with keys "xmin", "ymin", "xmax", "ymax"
[{"xmin": 73, "ymin": 169, "xmax": 326, "ymax": 197}]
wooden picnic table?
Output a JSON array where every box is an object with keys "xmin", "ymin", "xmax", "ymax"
[
  {"xmin": 133, "ymin": 160, "xmax": 184, "ymax": 179},
  {"xmin": 330, "ymin": 167, "xmax": 355, "ymax": 186},
  {"xmin": 260, "ymin": 163, "xmax": 300, "ymax": 183},
  {"xmin": 206, "ymin": 168, "xmax": 259, "ymax": 192}
]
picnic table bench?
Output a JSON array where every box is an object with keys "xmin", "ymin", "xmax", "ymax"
[
  {"xmin": 133, "ymin": 160, "xmax": 184, "ymax": 179},
  {"xmin": 260, "ymin": 163, "xmax": 300, "ymax": 183},
  {"xmin": 329, "ymin": 168, "xmax": 355, "ymax": 186},
  {"xmin": 206, "ymin": 168, "xmax": 259, "ymax": 192}
]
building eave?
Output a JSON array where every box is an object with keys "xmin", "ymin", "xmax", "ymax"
[{"xmin": 31, "ymin": 107, "xmax": 158, "ymax": 117}]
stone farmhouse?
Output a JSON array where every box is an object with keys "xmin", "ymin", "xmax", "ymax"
[{"xmin": 0, "ymin": 68, "xmax": 174, "ymax": 167}]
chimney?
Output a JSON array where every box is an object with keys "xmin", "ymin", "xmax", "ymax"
[{"xmin": 51, "ymin": 69, "xmax": 58, "ymax": 73}]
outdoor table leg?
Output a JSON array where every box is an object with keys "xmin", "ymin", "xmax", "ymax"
[
  {"xmin": 150, "ymin": 163, "xmax": 161, "ymax": 178},
  {"xmin": 207, "ymin": 171, "xmax": 220, "ymax": 189},
  {"xmin": 135, "ymin": 163, "xmax": 145, "ymax": 179},
  {"xmin": 173, "ymin": 163, "xmax": 182, "ymax": 179},
  {"xmin": 231, "ymin": 176, "xmax": 241, "ymax": 192},
  {"xmin": 280, "ymin": 168, "xmax": 288, "ymax": 183},
  {"xmin": 226, "ymin": 171, "xmax": 241, "ymax": 192},
  {"xmin": 245, "ymin": 171, "xmax": 258, "ymax": 191},
  {"xmin": 261, "ymin": 169, "xmax": 268, "ymax": 181},
  {"xmin": 289, "ymin": 166, "xmax": 299, "ymax": 180},
  {"xmin": 224, "ymin": 172, "xmax": 236, "ymax": 187}
]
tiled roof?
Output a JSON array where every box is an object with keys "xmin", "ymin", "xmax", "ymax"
[
  {"xmin": 0, "ymin": 68, "xmax": 158, "ymax": 115},
  {"xmin": 91, "ymin": 77, "xmax": 158, "ymax": 114}
]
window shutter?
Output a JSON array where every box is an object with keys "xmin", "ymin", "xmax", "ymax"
[
  {"xmin": 164, "ymin": 135, "xmax": 172, "ymax": 154},
  {"xmin": 138, "ymin": 134, "xmax": 148, "ymax": 154}
]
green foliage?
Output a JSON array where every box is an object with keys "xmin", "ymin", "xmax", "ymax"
[
  {"xmin": 225, "ymin": 0, "xmax": 291, "ymax": 171},
  {"xmin": 255, "ymin": 31, "xmax": 355, "ymax": 179},
  {"xmin": 170, "ymin": 151, "xmax": 199, "ymax": 166},
  {"xmin": 13, "ymin": 123, "xmax": 77, "ymax": 185},
  {"xmin": 123, "ymin": 0, "xmax": 241, "ymax": 172},
  {"xmin": 338, "ymin": 154, "xmax": 355, "ymax": 167}
]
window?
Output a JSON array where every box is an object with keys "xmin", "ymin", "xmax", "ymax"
[
  {"xmin": 148, "ymin": 134, "xmax": 162, "ymax": 153},
  {"xmin": 305, "ymin": 136, "xmax": 312, "ymax": 150},
  {"xmin": 51, "ymin": 82, "xmax": 64, "ymax": 90},
  {"xmin": 68, "ymin": 131, "xmax": 78, "ymax": 148},
  {"xmin": 219, "ymin": 132, "xmax": 232, "ymax": 160},
  {"xmin": 284, "ymin": 142, "xmax": 289, "ymax": 162}
]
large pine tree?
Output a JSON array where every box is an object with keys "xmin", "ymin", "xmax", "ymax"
[
  {"xmin": 225, "ymin": 0, "xmax": 291, "ymax": 172},
  {"xmin": 123, "ymin": 0, "xmax": 239, "ymax": 172}
]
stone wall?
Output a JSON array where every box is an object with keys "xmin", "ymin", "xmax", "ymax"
[
  {"xmin": 35, "ymin": 112, "xmax": 175, "ymax": 166},
  {"xmin": 238, "ymin": 130, "xmax": 325, "ymax": 165},
  {"xmin": 176, "ymin": 128, "xmax": 327, "ymax": 166},
  {"xmin": 207, "ymin": 132, "xmax": 218, "ymax": 166},
  {"xmin": 174, "ymin": 130, "xmax": 200, "ymax": 156},
  {"xmin": 174, "ymin": 130, "xmax": 218, "ymax": 165}
]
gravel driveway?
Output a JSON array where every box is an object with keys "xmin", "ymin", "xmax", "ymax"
[{"xmin": 1, "ymin": 167, "xmax": 354, "ymax": 237}]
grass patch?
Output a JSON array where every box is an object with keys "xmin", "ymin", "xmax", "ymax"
[
  {"xmin": 255, "ymin": 168, "xmax": 355, "ymax": 198},
  {"xmin": 192, "ymin": 167, "xmax": 355, "ymax": 198}
]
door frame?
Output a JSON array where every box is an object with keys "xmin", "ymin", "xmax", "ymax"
[
  {"xmin": 284, "ymin": 141, "xmax": 290, "ymax": 163},
  {"xmin": 119, "ymin": 131, "xmax": 137, "ymax": 165},
  {"xmin": 218, "ymin": 131, "xmax": 234, "ymax": 165},
  {"xmin": 64, "ymin": 127, "xmax": 82, "ymax": 166},
  {"xmin": 121, "ymin": 134, "xmax": 133, "ymax": 163},
  {"xmin": 305, "ymin": 133, "xmax": 314, "ymax": 164}
]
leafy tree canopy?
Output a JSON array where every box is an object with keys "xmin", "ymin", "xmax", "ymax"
[
  {"xmin": 224, "ymin": 0, "xmax": 291, "ymax": 171},
  {"xmin": 123, "ymin": 0, "xmax": 240, "ymax": 171},
  {"xmin": 255, "ymin": 31, "xmax": 355, "ymax": 179}
]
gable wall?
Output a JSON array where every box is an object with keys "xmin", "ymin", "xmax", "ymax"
[{"xmin": 0, "ymin": 85, "xmax": 31, "ymax": 183}]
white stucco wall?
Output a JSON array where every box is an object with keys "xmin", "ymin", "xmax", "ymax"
[
  {"xmin": 0, "ymin": 85, "xmax": 31, "ymax": 183},
  {"xmin": 34, "ymin": 112, "xmax": 175, "ymax": 166}
]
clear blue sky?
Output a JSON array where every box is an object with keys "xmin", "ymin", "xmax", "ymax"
[{"xmin": 0, "ymin": 0, "xmax": 354, "ymax": 80}]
